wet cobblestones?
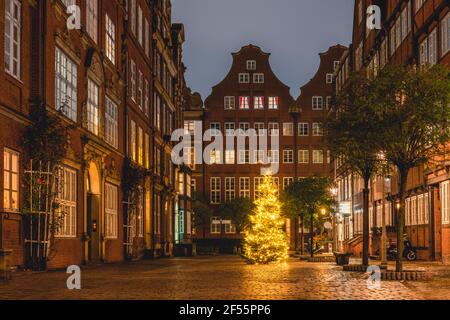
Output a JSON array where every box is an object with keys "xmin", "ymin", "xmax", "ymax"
[{"xmin": 1, "ymin": 256, "xmax": 450, "ymax": 300}]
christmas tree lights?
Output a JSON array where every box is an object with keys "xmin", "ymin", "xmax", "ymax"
[{"xmin": 243, "ymin": 175, "xmax": 289, "ymax": 264}]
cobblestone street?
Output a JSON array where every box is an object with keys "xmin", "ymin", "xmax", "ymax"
[{"xmin": 1, "ymin": 256, "xmax": 450, "ymax": 300}]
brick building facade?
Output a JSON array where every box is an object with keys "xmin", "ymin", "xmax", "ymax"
[
  {"xmin": 333, "ymin": 0, "xmax": 450, "ymax": 262},
  {"xmin": 0, "ymin": 0, "xmax": 191, "ymax": 271},
  {"xmin": 190, "ymin": 44, "xmax": 346, "ymax": 251}
]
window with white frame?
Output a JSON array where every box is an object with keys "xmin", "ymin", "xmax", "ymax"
[
  {"xmin": 254, "ymin": 96, "xmax": 264, "ymax": 109},
  {"xmin": 137, "ymin": 6, "xmax": 143, "ymax": 46},
  {"xmin": 130, "ymin": 0, "xmax": 136, "ymax": 35},
  {"xmin": 442, "ymin": 12, "xmax": 450, "ymax": 56},
  {"xmin": 223, "ymin": 220, "xmax": 236, "ymax": 234},
  {"xmin": 138, "ymin": 127, "xmax": 143, "ymax": 166},
  {"xmin": 130, "ymin": 120, "xmax": 136, "ymax": 161},
  {"xmin": 225, "ymin": 177, "xmax": 235, "ymax": 202},
  {"xmin": 312, "ymin": 96, "xmax": 323, "ymax": 110},
  {"xmin": 130, "ymin": 59, "xmax": 136, "ymax": 101},
  {"xmin": 298, "ymin": 123, "xmax": 309, "ymax": 136},
  {"xmin": 225, "ymin": 149, "xmax": 235, "ymax": 164},
  {"xmin": 283, "ymin": 123, "xmax": 293, "ymax": 136},
  {"xmin": 144, "ymin": 79, "xmax": 149, "ymax": 116},
  {"xmin": 254, "ymin": 150, "xmax": 266, "ymax": 164},
  {"xmin": 224, "ymin": 96, "xmax": 235, "ymax": 110},
  {"xmin": 268, "ymin": 122, "xmax": 279, "ymax": 136},
  {"xmin": 86, "ymin": 0, "xmax": 98, "ymax": 43},
  {"xmin": 312, "ymin": 123, "xmax": 323, "ymax": 136},
  {"xmin": 268, "ymin": 96, "xmax": 279, "ymax": 110},
  {"xmin": 268, "ymin": 150, "xmax": 279, "ymax": 163},
  {"xmin": 209, "ymin": 150, "xmax": 221, "ymax": 164},
  {"xmin": 253, "ymin": 73, "xmax": 264, "ymax": 84},
  {"xmin": 105, "ymin": 183, "xmax": 118, "ymax": 239},
  {"xmin": 5, "ymin": 0, "xmax": 21, "ymax": 79},
  {"xmin": 239, "ymin": 122, "xmax": 250, "ymax": 135},
  {"xmin": 326, "ymin": 73, "xmax": 333, "ymax": 84},
  {"xmin": 238, "ymin": 150, "xmax": 249, "ymax": 164},
  {"xmin": 420, "ymin": 29, "xmax": 437, "ymax": 65},
  {"xmin": 254, "ymin": 177, "xmax": 264, "ymax": 199},
  {"xmin": 105, "ymin": 14, "xmax": 116, "ymax": 64},
  {"xmin": 254, "ymin": 122, "xmax": 265, "ymax": 136},
  {"xmin": 246, "ymin": 60, "xmax": 256, "ymax": 70},
  {"xmin": 55, "ymin": 48, "xmax": 77, "ymax": 121},
  {"xmin": 210, "ymin": 178, "xmax": 221, "ymax": 204},
  {"xmin": 224, "ymin": 122, "xmax": 235, "ymax": 136},
  {"xmin": 210, "ymin": 217, "xmax": 221, "ymax": 234},
  {"xmin": 283, "ymin": 177, "xmax": 294, "ymax": 190},
  {"xmin": 238, "ymin": 73, "xmax": 250, "ymax": 83},
  {"xmin": 283, "ymin": 150, "xmax": 294, "ymax": 163},
  {"xmin": 313, "ymin": 150, "xmax": 324, "ymax": 164},
  {"xmin": 3, "ymin": 149, "xmax": 19, "ymax": 211},
  {"xmin": 298, "ymin": 150, "xmax": 309, "ymax": 163},
  {"xmin": 145, "ymin": 133, "xmax": 150, "ymax": 169},
  {"xmin": 87, "ymin": 79, "xmax": 100, "ymax": 135},
  {"xmin": 210, "ymin": 122, "xmax": 221, "ymax": 136},
  {"xmin": 239, "ymin": 177, "xmax": 250, "ymax": 198},
  {"xmin": 56, "ymin": 167, "xmax": 77, "ymax": 237},
  {"xmin": 239, "ymin": 96, "xmax": 250, "ymax": 109},
  {"xmin": 441, "ymin": 181, "xmax": 450, "ymax": 225},
  {"xmin": 105, "ymin": 97, "xmax": 118, "ymax": 148}
]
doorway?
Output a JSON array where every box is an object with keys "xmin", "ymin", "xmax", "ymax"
[{"xmin": 87, "ymin": 162, "xmax": 101, "ymax": 262}]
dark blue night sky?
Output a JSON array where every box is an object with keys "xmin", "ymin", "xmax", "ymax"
[{"xmin": 172, "ymin": 0, "xmax": 355, "ymax": 99}]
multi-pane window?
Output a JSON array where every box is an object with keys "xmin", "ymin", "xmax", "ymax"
[
  {"xmin": 239, "ymin": 178, "xmax": 250, "ymax": 198},
  {"xmin": 225, "ymin": 177, "xmax": 236, "ymax": 202},
  {"xmin": 87, "ymin": 79, "xmax": 100, "ymax": 135},
  {"xmin": 268, "ymin": 96, "xmax": 279, "ymax": 110},
  {"xmin": 283, "ymin": 123, "xmax": 294, "ymax": 136},
  {"xmin": 144, "ymin": 79, "xmax": 149, "ymax": 116},
  {"xmin": 298, "ymin": 123, "xmax": 309, "ymax": 136},
  {"xmin": 130, "ymin": 59, "xmax": 136, "ymax": 101},
  {"xmin": 105, "ymin": 183, "xmax": 118, "ymax": 239},
  {"xmin": 298, "ymin": 150, "xmax": 309, "ymax": 164},
  {"xmin": 254, "ymin": 150, "xmax": 266, "ymax": 164},
  {"xmin": 138, "ymin": 70, "xmax": 143, "ymax": 109},
  {"xmin": 137, "ymin": 6, "xmax": 143, "ymax": 46},
  {"xmin": 105, "ymin": 14, "xmax": 116, "ymax": 64},
  {"xmin": 144, "ymin": 18, "xmax": 150, "ymax": 57},
  {"xmin": 268, "ymin": 122, "xmax": 279, "ymax": 136},
  {"xmin": 246, "ymin": 60, "xmax": 256, "ymax": 70},
  {"xmin": 254, "ymin": 122, "xmax": 265, "ymax": 136},
  {"xmin": 138, "ymin": 127, "xmax": 143, "ymax": 166},
  {"xmin": 238, "ymin": 150, "xmax": 250, "ymax": 164},
  {"xmin": 239, "ymin": 96, "xmax": 250, "ymax": 109},
  {"xmin": 312, "ymin": 96, "xmax": 323, "ymax": 110},
  {"xmin": 130, "ymin": 0, "xmax": 136, "ymax": 35},
  {"xmin": 254, "ymin": 177, "xmax": 264, "ymax": 199},
  {"xmin": 420, "ymin": 29, "xmax": 437, "ymax": 65},
  {"xmin": 283, "ymin": 150, "xmax": 294, "ymax": 163},
  {"xmin": 224, "ymin": 220, "xmax": 236, "ymax": 234},
  {"xmin": 210, "ymin": 178, "xmax": 221, "ymax": 204},
  {"xmin": 313, "ymin": 150, "xmax": 324, "ymax": 164},
  {"xmin": 130, "ymin": 120, "xmax": 136, "ymax": 161},
  {"xmin": 4, "ymin": 0, "xmax": 21, "ymax": 78},
  {"xmin": 441, "ymin": 181, "xmax": 450, "ymax": 225},
  {"xmin": 239, "ymin": 122, "xmax": 250, "ymax": 135},
  {"xmin": 283, "ymin": 177, "xmax": 294, "ymax": 190},
  {"xmin": 268, "ymin": 150, "xmax": 279, "ymax": 163},
  {"xmin": 253, "ymin": 73, "xmax": 264, "ymax": 84},
  {"xmin": 225, "ymin": 149, "xmax": 235, "ymax": 164},
  {"xmin": 105, "ymin": 97, "xmax": 118, "ymax": 148},
  {"xmin": 442, "ymin": 12, "xmax": 450, "ymax": 56},
  {"xmin": 312, "ymin": 123, "xmax": 323, "ymax": 136},
  {"xmin": 224, "ymin": 96, "xmax": 235, "ymax": 110},
  {"xmin": 210, "ymin": 122, "xmax": 221, "ymax": 135},
  {"xmin": 326, "ymin": 73, "xmax": 333, "ymax": 84},
  {"xmin": 86, "ymin": 0, "xmax": 98, "ymax": 43},
  {"xmin": 55, "ymin": 48, "xmax": 77, "ymax": 121},
  {"xmin": 210, "ymin": 217, "xmax": 221, "ymax": 234},
  {"xmin": 224, "ymin": 122, "xmax": 235, "ymax": 136},
  {"xmin": 254, "ymin": 96, "xmax": 264, "ymax": 109},
  {"xmin": 56, "ymin": 167, "xmax": 77, "ymax": 237},
  {"xmin": 209, "ymin": 150, "xmax": 221, "ymax": 164},
  {"xmin": 3, "ymin": 149, "xmax": 19, "ymax": 211},
  {"xmin": 238, "ymin": 73, "xmax": 250, "ymax": 83},
  {"xmin": 145, "ymin": 133, "xmax": 150, "ymax": 169}
]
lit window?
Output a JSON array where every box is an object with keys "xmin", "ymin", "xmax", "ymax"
[
  {"xmin": 4, "ymin": 0, "xmax": 21, "ymax": 79},
  {"xmin": 239, "ymin": 178, "xmax": 250, "ymax": 198},
  {"xmin": 225, "ymin": 150, "xmax": 235, "ymax": 164},
  {"xmin": 313, "ymin": 150, "xmax": 324, "ymax": 164},
  {"xmin": 138, "ymin": 127, "xmax": 143, "ymax": 165},
  {"xmin": 209, "ymin": 150, "xmax": 222, "ymax": 164},
  {"xmin": 298, "ymin": 150, "xmax": 309, "ymax": 164},
  {"xmin": 283, "ymin": 123, "xmax": 293, "ymax": 136},
  {"xmin": 268, "ymin": 96, "xmax": 279, "ymax": 110},
  {"xmin": 130, "ymin": 120, "xmax": 136, "ymax": 161},
  {"xmin": 55, "ymin": 167, "xmax": 77, "ymax": 237},
  {"xmin": 105, "ymin": 183, "xmax": 118, "ymax": 239},
  {"xmin": 105, "ymin": 14, "xmax": 116, "ymax": 64},
  {"xmin": 105, "ymin": 97, "xmax": 118, "ymax": 148},
  {"xmin": 87, "ymin": 79, "xmax": 100, "ymax": 135},
  {"xmin": 254, "ymin": 177, "xmax": 264, "ymax": 199},
  {"xmin": 55, "ymin": 48, "xmax": 77, "ymax": 121},
  {"xmin": 254, "ymin": 96, "xmax": 264, "ymax": 109},
  {"xmin": 239, "ymin": 96, "xmax": 250, "ymax": 109},
  {"xmin": 3, "ymin": 149, "xmax": 19, "ymax": 211},
  {"xmin": 210, "ymin": 178, "xmax": 221, "ymax": 204}
]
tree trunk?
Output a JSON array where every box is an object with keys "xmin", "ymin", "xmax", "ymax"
[
  {"xmin": 396, "ymin": 166, "xmax": 409, "ymax": 272},
  {"xmin": 294, "ymin": 218, "xmax": 298, "ymax": 252},
  {"xmin": 310, "ymin": 208, "xmax": 314, "ymax": 258},
  {"xmin": 362, "ymin": 178, "xmax": 370, "ymax": 267},
  {"xmin": 300, "ymin": 212, "xmax": 305, "ymax": 256}
]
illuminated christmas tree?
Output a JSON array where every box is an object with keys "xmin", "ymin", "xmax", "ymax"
[{"xmin": 243, "ymin": 175, "xmax": 289, "ymax": 264}]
